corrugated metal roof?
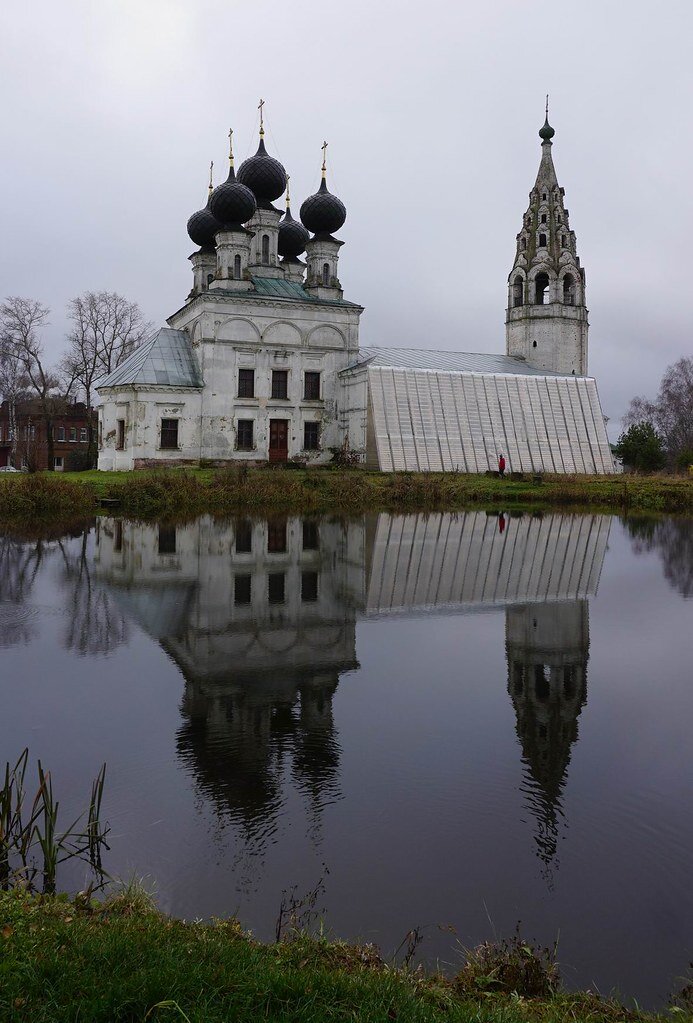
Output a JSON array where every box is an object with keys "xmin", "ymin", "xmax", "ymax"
[
  {"xmin": 97, "ymin": 328, "xmax": 203, "ymax": 389},
  {"xmin": 367, "ymin": 365, "xmax": 615, "ymax": 474},
  {"xmin": 348, "ymin": 347, "xmax": 574, "ymax": 377}
]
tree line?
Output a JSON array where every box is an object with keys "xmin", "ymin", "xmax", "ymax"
[
  {"xmin": 615, "ymin": 356, "xmax": 693, "ymax": 472},
  {"xmin": 0, "ymin": 293, "xmax": 150, "ymax": 469}
]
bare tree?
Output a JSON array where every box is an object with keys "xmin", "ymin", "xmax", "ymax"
[
  {"xmin": 0, "ymin": 297, "xmax": 75, "ymax": 470},
  {"xmin": 623, "ymin": 356, "xmax": 693, "ymax": 468},
  {"xmin": 63, "ymin": 292, "xmax": 151, "ymax": 466},
  {"xmin": 0, "ymin": 344, "xmax": 28, "ymax": 467}
]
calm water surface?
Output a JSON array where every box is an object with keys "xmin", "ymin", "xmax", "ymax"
[{"xmin": 0, "ymin": 511, "xmax": 691, "ymax": 1008}]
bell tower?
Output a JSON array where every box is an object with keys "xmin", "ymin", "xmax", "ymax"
[{"xmin": 506, "ymin": 104, "xmax": 589, "ymax": 376}]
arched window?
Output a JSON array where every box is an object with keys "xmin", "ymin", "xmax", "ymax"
[
  {"xmin": 520, "ymin": 237, "xmax": 526, "ymax": 251},
  {"xmin": 261, "ymin": 234, "xmax": 270, "ymax": 265},
  {"xmin": 534, "ymin": 272, "xmax": 549, "ymax": 304},
  {"xmin": 538, "ymin": 233, "xmax": 547, "ymax": 247},
  {"xmin": 562, "ymin": 234, "xmax": 567, "ymax": 247},
  {"xmin": 540, "ymin": 213, "xmax": 547, "ymax": 224},
  {"xmin": 513, "ymin": 276, "xmax": 523, "ymax": 307},
  {"xmin": 563, "ymin": 273, "xmax": 575, "ymax": 305},
  {"xmin": 234, "ymin": 254, "xmax": 241, "ymax": 279},
  {"xmin": 322, "ymin": 263, "xmax": 330, "ymax": 286}
]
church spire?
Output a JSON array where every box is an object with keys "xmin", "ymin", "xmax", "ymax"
[{"xmin": 505, "ymin": 112, "xmax": 589, "ymax": 377}]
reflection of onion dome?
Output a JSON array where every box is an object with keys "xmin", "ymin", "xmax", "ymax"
[
  {"xmin": 300, "ymin": 171, "xmax": 346, "ymax": 236},
  {"xmin": 209, "ymin": 165, "xmax": 257, "ymax": 227},
  {"xmin": 278, "ymin": 184, "xmax": 309, "ymax": 259},
  {"xmin": 237, "ymin": 137, "xmax": 287, "ymax": 207},
  {"xmin": 187, "ymin": 164, "xmax": 222, "ymax": 249}
]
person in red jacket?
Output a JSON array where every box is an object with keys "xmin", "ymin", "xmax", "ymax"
[{"xmin": 498, "ymin": 453, "xmax": 506, "ymax": 478}]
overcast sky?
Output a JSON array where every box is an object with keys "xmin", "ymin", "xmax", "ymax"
[{"xmin": 2, "ymin": 0, "xmax": 692, "ymax": 428}]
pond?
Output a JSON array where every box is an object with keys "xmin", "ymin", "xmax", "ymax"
[{"xmin": 0, "ymin": 510, "xmax": 691, "ymax": 1008}]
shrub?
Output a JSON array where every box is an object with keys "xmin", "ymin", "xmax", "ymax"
[
  {"xmin": 614, "ymin": 422, "xmax": 666, "ymax": 472},
  {"xmin": 455, "ymin": 932, "xmax": 560, "ymax": 998},
  {"xmin": 65, "ymin": 450, "xmax": 95, "ymax": 472}
]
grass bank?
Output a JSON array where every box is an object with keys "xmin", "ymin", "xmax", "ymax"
[
  {"xmin": 0, "ymin": 889, "xmax": 684, "ymax": 1023},
  {"xmin": 0, "ymin": 468, "xmax": 691, "ymax": 522}
]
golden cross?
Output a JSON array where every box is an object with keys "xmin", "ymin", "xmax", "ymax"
[
  {"xmin": 208, "ymin": 160, "xmax": 214, "ymax": 195},
  {"xmin": 228, "ymin": 128, "xmax": 234, "ymax": 165},
  {"xmin": 545, "ymin": 93, "xmax": 549, "ymax": 119},
  {"xmin": 258, "ymin": 98, "xmax": 265, "ymax": 134},
  {"xmin": 321, "ymin": 140, "xmax": 328, "ymax": 176},
  {"xmin": 286, "ymin": 174, "xmax": 291, "ymax": 206}
]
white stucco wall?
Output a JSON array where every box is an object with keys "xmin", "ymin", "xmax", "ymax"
[{"xmin": 97, "ymin": 388, "xmax": 203, "ymax": 470}]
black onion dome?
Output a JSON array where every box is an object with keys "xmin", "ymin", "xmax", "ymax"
[
  {"xmin": 278, "ymin": 205, "xmax": 310, "ymax": 258},
  {"xmin": 209, "ymin": 166, "xmax": 257, "ymax": 227},
  {"xmin": 237, "ymin": 138, "xmax": 287, "ymax": 205},
  {"xmin": 300, "ymin": 178, "xmax": 346, "ymax": 236},
  {"xmin": 187, "ymin": 201, "xmax": 222, "ymax": 250}
]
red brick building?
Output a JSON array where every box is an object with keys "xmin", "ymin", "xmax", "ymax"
[{"xmin": 0, "ymin": 399, "xmax": 94, "ymax": 471}]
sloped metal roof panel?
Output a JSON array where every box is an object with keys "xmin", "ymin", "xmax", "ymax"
[
  {"xmin": 97, "ymin": 328, "xmax": 203, "ymax": 389},
  {"xmin": 351, "ymin": 347, "xmax": 572, "ymax": 378},
  {"xmin": 368, "ymin": 365, "xmax": 615, "ymax": 475}
]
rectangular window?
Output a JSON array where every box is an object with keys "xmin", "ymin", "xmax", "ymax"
[
  {"xmin": 69, "ymin": 427, "xmax": 77, "ymax": 442},
  {"xmin": 235, "ymin": 519, "xmax": 253, "ymax": 553},
  {"xmin": 234, "ymin": 574, "xmax": 251, "ymax": 605},
  {"xmin": 80, "ymin": 428, "xmax": 87, "ymax": 443},
  {"xmin": 268, "ymin": 572, "xmax": 285, "ymax": 604},
  {"xmin": 53, "ymin": 456, "xmax": 63, "ymax": 470},
  {"xmin": 302, "ymin": 521, "xmax": 319, "ymax": 551},
  {"xmin": 158, "ymin": 525, "xmax": 176, "ymax": 554},
  {"xmin": 57, "ymin": 426, "xmax": 65, "ymax": 442},
  {"xmin": 301, "ymin": 571, "xmax": 319, "ymax": 603},
  {"xmin": 303, "ymin": 422, "xmax": 320, "ymax": 450},
  {"xmin": 267, "ymin": 520, "xmax": 287, "ymax": 553},
  {"xmin": 236, "ymin": 419, "xmax": 254, "ymax": 450},
  {"xmin": 160, "ymin": 418, "xmax": 179, "ymax": 449},
  {"xmin": 116, "ymin": 419, "xmax": 125, "ymax": 450},
  {"xmin": 238, "ymin": 368, "xmax": 255, "ymax": 398},
  {"xmin": 271, "ymin": 369, "xmax": 288, "ymax": 399},
  {"xmin": 304, "ymin": 371, "xmax": 321, "ymax": 400}
]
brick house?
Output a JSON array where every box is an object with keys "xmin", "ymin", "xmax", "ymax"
[{"xmin": 0, "ymin": 399, "xmax": 94, "ymax": 471}]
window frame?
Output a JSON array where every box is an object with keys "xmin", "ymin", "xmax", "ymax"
[
  {"xmin": 304, "ymin": 371, "xmax": 321, "ymax": 401},
  {"xmin": 236, "ymin": 419, "xmax": 254, "ymax": 451},
  {"xmin": 303, "ymin": 421, "xmax": 320, "ymax": 450},
  {"xmin": 271, "ymin": 369, "xmax": 289, "ymax": 400},
  {"xmin": 116, "ymin": 419, "xmax": 125, "ymax": 450},
  {"xmin": 238, "ymin": 368, "xmax": 255, "ymax": 399},
  {"xmin": 160, "ymin": 418, "xmax": 179, "ymax": 450}
]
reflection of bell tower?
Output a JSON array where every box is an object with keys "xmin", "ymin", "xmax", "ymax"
[{"xmin": 506, "ymin": 600, "xmax": 589, "ymax": 877}]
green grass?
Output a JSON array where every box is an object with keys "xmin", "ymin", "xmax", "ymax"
[
  {"xmin": 0, "ymin": 467, "xmax": 691, "ymax": 524},
  {"xmin": 0, "ymin": 889, "xmax": 682, "ymax": 1023}
]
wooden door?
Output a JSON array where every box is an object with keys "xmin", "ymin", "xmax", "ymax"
[{"xmin": 269, "ymin": 419, "xmax": 289, "ymax": 462}]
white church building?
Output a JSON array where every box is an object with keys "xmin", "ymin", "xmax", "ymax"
[{"xmin": 97, "ymin": 112, "xmax": 615, "ymax": 474}]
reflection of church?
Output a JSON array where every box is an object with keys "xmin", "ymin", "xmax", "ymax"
[
  {"xmin": 94, "ymin": 510, "xmax": 608, "ymax": 868},
  {"xmin": 94, "ymin": 516, "xmax": 363, "ymax": 846}
]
